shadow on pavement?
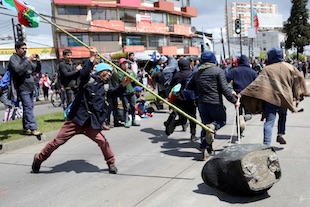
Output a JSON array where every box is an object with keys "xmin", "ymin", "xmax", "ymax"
[
  {"xmin": 194, "ymin": 183, "xmax": 270, "ymax": 203},
  {"xmin": 141, "ymin": 127, "xmax": 201, "ymax": 161},
  {"xmin": 39, "ymin": 159, "xmax": 106, "ymax": 174},
  {"xmin": 44, "ymin": 119, "xmax": 65, "ymax": 123},
  {"xmin": 0, "ymin": 129, "xmax": 23, "ymax": 141}
]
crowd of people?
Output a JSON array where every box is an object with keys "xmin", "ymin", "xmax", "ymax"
[{"xmin": 0, "ymin": 41, "xmax": 309, "ymax": 173}]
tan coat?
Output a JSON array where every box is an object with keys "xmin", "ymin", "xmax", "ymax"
[{"xmin": 241, "ymin": 62, "xmax": 309, "ymax": 113}]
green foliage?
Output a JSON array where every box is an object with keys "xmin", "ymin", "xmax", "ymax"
[
  {"xmin": 0, "ymin": 112, "xmax": 64, "ymax": 143},
  {"xmin": 290, "ymin": 52, "xmax": 306, "ymax": 60},
  {"xmin": 260, "ymin": 50, "xmax": 267, "ymax": 59},
  {"xmin": 284, "ymin": 0, "xmax": 310, "ymax": 57}
]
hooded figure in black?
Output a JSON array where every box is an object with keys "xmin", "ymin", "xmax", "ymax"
[
  {"xmin": 164, "ymin": 58, "xmax": 198, "ymax": 141},
  {"xmin": 226, "ymin": 55, "xmax": 258, "ymax": 135}
]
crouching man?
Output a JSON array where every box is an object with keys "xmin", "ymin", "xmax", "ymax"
[{"xmin": 32, "ymin": 48, "xmax": 131, "ymax": 174}]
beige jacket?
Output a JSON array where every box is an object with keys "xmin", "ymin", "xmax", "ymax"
[{"xmin": 241, "ymin": 62, "xmax": 309, "ymax": 113}]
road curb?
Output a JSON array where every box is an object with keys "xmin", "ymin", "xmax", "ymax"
[{"xmin": 0, "ymin": 130, "xmax": 59, "ymax": 154}]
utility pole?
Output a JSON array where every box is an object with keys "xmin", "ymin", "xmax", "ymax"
[
  {"xmin": 225, "ymin": 0, "xmax": 231, "ymax": 59},
  {"xmin": 12, "ymin": 18, "xmax": 16, "ymax": 43},
  {"xmin": 250, "ymin": 0, "xmax": 254, "ymax": 62},
  {"xmin": 239, "ymin": 14, "xmax": 242, "ymax": 55},
  {"xmin": 221, "ymin": 27, "xmax": 226, "ymax": 59}
]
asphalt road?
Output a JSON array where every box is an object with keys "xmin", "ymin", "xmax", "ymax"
[{"xmin": 0, "ymin": 80, "xmax": 310, "ymax": 207}]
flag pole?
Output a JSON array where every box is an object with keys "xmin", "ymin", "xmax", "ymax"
[{"xmin": 28, "ymin": 9, "xmax": 215, "ymax": 134}]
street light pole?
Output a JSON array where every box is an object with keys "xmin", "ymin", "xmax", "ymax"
[
  {"xmin": 250, "ymin": 0, "xmax": 254, "ymax": 62},
  {"xmin": 225, "ymin": 0, "xmax": 231, "ymax": 59},
  {"xmin": 221, "ymin": 27, "xmax": 226, "ymax": 59}
]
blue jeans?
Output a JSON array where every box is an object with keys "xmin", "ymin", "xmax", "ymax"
[
  {"xmin": 263, "ymin": 102, "xmax": 287, "ymax": 146},
  {"xmin": 198, "ymin": 103, "xmax": 226, "ymax": 149},
  {"xmin": 19, "ymin": 91, "xmax": 37, "ymax": 130}
]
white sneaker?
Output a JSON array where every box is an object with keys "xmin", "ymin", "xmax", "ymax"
[
  {"xmin": 205, "ymin": 124, "xmax": 215, "ymax": 144},
  {"xmin": 239, "ymin": 115, "xmax": 246, "ymax": 133}
]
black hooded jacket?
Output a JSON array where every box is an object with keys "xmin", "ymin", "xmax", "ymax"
[
  {"xmin": 170, "ymin": 58, "xmax": 191, "ymax": 88},
  {"xmin": 225, "ymin": 55, "xmax": 258, "ymax": 93}
]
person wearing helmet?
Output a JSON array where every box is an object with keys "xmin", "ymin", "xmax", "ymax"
[{"xmin": 31, "ymin": 48, "xmax": 131, "ymax": 174}]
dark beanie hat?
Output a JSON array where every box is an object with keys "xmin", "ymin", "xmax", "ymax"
[{"xmin": 200, "ymin": 51, "xmax": 216, "ymax": 64}]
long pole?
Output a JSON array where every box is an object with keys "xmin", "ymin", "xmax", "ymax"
[
  {"xmin": 221, "ymin": 27, "xmax": 226, "ymax": 59},
  {"xmin": 250, "ymin": 0, "xmax": 254, "ymax": 62},
  {"xmin": 12, "ymin": 18, "xmax": 16, "ymax": 43},
  {"xmin": 239, "ymin": 14, "xmax": 242, "ymax": 55},
  {"xmin": 29, "ymin": 8, "xmax": 215, "ymax": 134},
  {"xmin": 226, "ymin": 0, "xmax": 231, "ymax": 59}
]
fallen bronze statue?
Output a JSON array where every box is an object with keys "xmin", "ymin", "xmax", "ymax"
[{"xmin": 201, "ymin": 144, "xmax": 281, "ymax": 196}]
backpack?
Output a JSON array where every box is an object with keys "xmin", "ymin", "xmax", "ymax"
[
  {"xmin": 183, "ymin": 70, "xmax": 197, "ymax": 100},
  {"xmin": 0, "ymin": 70, "xmax": 11, "ymax": 96}
]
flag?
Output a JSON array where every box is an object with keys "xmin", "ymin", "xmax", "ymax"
[
  {"xmin": 151, "ymin": 51, "xmax": 157, "ymax": 62},
  {"xmin": 253, "ymin": 8, "xmax": 259, "ymax": 33},
  {"xmin": 202, "ymin": 27, "xmax": 206, "ymax": 52},
  {"xmin": 86, "ymin": 9, "xmax": 92, "ymax": 21},
  {"xmin": 0, "ymin": 0, "xmax": 39, "ymax": 28}
]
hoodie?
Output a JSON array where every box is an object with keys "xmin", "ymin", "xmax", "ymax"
[
  {"xmin": 170, "ymin": 58, "xmax": 191, "ymax": 88},
  {"xmin": 163, "ymin": 56, "xmax": 179, "ymax": 86},
  {"xmin": 225, "ymin": 55, "xmax": 258, "ymax": 93}
]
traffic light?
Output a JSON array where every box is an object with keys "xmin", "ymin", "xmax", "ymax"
[
  {"xmin": 235, "ymin": 19, "xmax": 241, "ymax": 35},
  {"xmin": 16, "ymin": 24, "xmax": 25, "ymax": 42}
]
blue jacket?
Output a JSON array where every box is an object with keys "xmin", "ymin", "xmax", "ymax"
[
  {"xmin": 226, "ymin": 55, "xmax": 258, "ymax": 93},
  {"xmin": 68, "ymin": 59, "xmax": 125, "ymax": 129}
]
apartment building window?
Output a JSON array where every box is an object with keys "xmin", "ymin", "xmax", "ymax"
[
  {"xmin": 144, "ymin": 0, "xmax": 157, "ymax": 3},
  {"xmin": 58, "ymin": 6, "xmax": 87, "ymax": 15},
  {"xmin": 91, "ymin": 8, "xmax": 117, "ymax": 20},
  {"xmin": 170, "ymin": 35, "xmax": 183, "ymax": 43},
  {"xmin": 182, "ymin": 17, "xmax": 191, "ymax": 25},
  {"xmin": 150, "ymin": 12, "xmax": 167, "ymax": 23},
  {"xmin": 60, "ymin": 33, "xmax": 89, "ymax": 46},
  {"xmin": 168, "ymin": 14, "xmax": 180, "ymax": 25},
  {"xmin": 119, "ymin": 9, "xmax": 137, "ymax": 23},
  {"xmin": 93, "ymin": 33, "xmax": 119, "ymax": 41},
  {"xmin": 122, "ymin": 35, "xmax": 146, "ymax": 47},
  {"xmin": 148, "ymin": 35, "xmax": 167, "ymax": 47}
]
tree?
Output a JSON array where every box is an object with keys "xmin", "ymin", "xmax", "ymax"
[{"xmin": 284, "ymin": 0, "xmax": 310, "ymax": 59}]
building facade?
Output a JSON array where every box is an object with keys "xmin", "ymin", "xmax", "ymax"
[
  {"xmin": 255, "ymin": 30, "xmax": 285, "ymax": 52},
  {"xmin": 52, "ymin": 0, "xmax": 199, "ymax": 59},
  {"xmin": 227, "ymin": 1, "xmax": 278, "ymax": 38}
]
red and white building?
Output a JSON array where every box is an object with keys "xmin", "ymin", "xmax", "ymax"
[{"xmin": 52, "ymin": 0, "xmax": 199, "ymax": 59}]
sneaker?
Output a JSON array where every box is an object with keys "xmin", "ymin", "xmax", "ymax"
[
  {"xmin": 276, "ymin": 135, "xmax": 286, "ymax": 144},
  {"xmin": 31, "ymin": 154, "xmax": 41, "ymax": 173},
  {"xmin": 200, "ymin": 149, "xmax": 210, "ymax": 161},
  {"xmin": 239, "ymin": 115, "xmax": 246, "ymax": 133},
  {"xmin": 205, "ymin": 124, "xmax": 215, "ymax": 144},
  {"xmin": 190, "ymin": 134, "xmax": 199, "ymax": 142},
  {"xmin": 31, "ymin": 130, "xmax": 42, "ymax": 136},
  {"xmin": 164, "ymin": 119, "xmax": 176, "ymax": 136},
  {"xmin": 132, "ymin": 120, "xmax": 140, "ymax": 126},
  {"xmin": 114, "ymin": 122, "xmax": 123, "ymax": 127},
  {"xmin": 23, "ymin": 129, "xmax": 32, "ymax": 135},
  {"xmin": 182, "ymin": 122, "xmax": 189, "ymax": 132},
  {"xmin": 108, "ymin": 164, "xmax": 118, "ymax": 174},
  {"xmin": 124, "ymin": 121, "xmax": 130, "ymax": 128}
]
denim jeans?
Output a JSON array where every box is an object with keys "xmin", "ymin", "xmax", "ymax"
[
  {"xmin": 263, "ymin": 102, "xmax": 287, "ymax": 146},
  {"xmin": 19, "ymin": 90, "xmax": 37, "ymax": 130},
  {"xmin": 121, "ymin": 93, "xmax": 136, "ymax": 122},
  {"xmin": 198, "ymin": 103, "xmax": 226, "ymax": 149}
]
